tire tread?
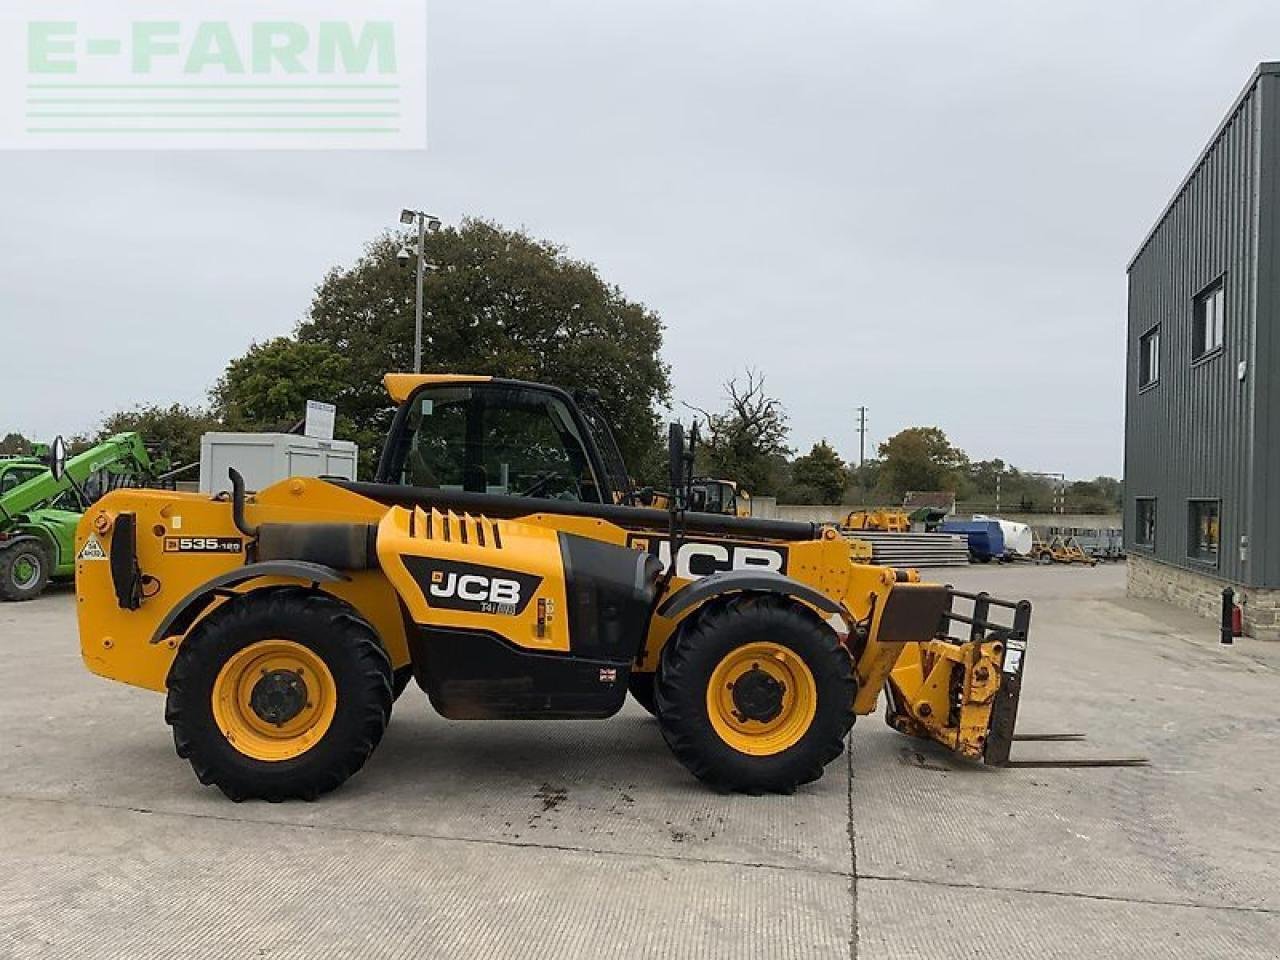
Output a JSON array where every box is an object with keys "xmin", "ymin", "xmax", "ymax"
[
  {"xmin": 165, "ymin": 587, "xmax": 392, "ymax": 802},
  {"xmin": 0, "ymin": 540, "xmax": 51, "ymax": 602},
  {"xmin": 655, "ymin": 593, "xmax": 856, "ymax": 793}
]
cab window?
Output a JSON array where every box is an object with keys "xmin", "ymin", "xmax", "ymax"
[
  {"xmin": 718, "ymin": 484, "xmax": 738, "ymax": 515},
  {"xmin": 696, "ymin": 481, "xmax": 735, "ymax": 515},
  {"xmin": 391, "ymin": 385, "xmax": 604, "ymax": 503},
  {"xmin": 701, "ymin": 483, "xmax": 724, "ymax": 514},
  {"xmin": 1, "ymin": 467, "xmax": 41, "ymax": 494}
]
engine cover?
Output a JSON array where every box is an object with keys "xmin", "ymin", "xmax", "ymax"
[{"xmin": 377, "ymin": 506, "xmax": 661, "ymax": 718}]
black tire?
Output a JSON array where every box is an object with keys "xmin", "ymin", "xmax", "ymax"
[
  {"xmin": 165, "ymin": 588, "xmax": 393, "ymax": 801},
  {"xmin": 627, "ymin": 670, "xmax": 659, "ymax": 716},
  {"xmin": 0, "ymin": 540, "xmax": 51, "ymax": 602},
  {"xmin": 392, "ymin": 665, "xmax": 415, "ymax": 702},
  {"xmin": 655, "ymin": 593, "xmax": 856, "ymax": 794}
]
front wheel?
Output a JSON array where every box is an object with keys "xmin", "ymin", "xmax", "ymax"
[
  {"xmin": 165, "ymin": 588, "xmax": 393, "ymax": 801},
  {"xmin": 0, "ymin": 541, "xmax": 51, "ymax": 602},
  {"xmin": 655, "ymin": 594, "xmax": 856, "ymax": 793}
]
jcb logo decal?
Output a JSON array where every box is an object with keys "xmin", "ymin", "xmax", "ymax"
[
  {"xmin": 430, "ymin": 570, "xmax": 523, "ymax": 606},
  {"xmin": 627, "ymin": 535, "xmax": 787, "ymax": 579},
  {"xmin": 404, "ymin": 557, "xmax": 541, "ymax": 616}
]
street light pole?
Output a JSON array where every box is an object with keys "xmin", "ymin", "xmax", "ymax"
[
  {"xmin": 398, "ymin": 209, "xmax": 442, "ymax": 374},
  {"xmin": 855, "ymin": 405, "xmax": 868, "ymax": 467},
  {"xmin": 413, "ymin": 212, "xmax": 426, "ymax": 373}
]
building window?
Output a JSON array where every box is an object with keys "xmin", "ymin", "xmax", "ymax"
[
  {"xmin": 1187, "ymin": 499, "xmax": 1220, "ymax": 564},
  {"xmin": 1139, "ymin": 326, "xmax": 1160, "ymax": 388},
  {"xmin": 1134, "ymin": 498, "xmax": 1156, "ymax": 547},
  {"xmin": 1193, "ymin": 279, "xmax": 1225, "ymax": 360}
]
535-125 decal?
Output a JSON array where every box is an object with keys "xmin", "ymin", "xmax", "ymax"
[{"xmin": 163, "ymin": 537, "xmax": 243, "ymax": 554}]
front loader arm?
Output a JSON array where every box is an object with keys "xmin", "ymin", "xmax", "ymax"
[{"xmin": 0, "ymin": 433, "xmax": 152, "ymax": 527}]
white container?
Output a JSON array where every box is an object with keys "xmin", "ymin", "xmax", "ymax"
[
  {"xmin": 973, "ymin": 514, "xmax": 1034, "ymax": 557},
  {"xmin": 199, "ymin": 432, "xmax": 359, "ymax": 494}
]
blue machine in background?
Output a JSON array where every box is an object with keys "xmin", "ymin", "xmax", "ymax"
[{"xmin": 939, "ymin": 520, "xmax": 1006, "ymax": 563}]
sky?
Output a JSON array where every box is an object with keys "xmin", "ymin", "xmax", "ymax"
[{"xmin": 2, "ymin": 0, "xmax": 1279, "ymax": 479}]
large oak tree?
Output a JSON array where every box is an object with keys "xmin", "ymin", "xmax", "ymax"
[{"xmin": 215, "ymin": 220, "xmax": 671, "ymax": 478}]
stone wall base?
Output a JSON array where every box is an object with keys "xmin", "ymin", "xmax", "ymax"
[{"xmin": 1127, "ymin": 553, "xmax": 1280, "ymax": 641}]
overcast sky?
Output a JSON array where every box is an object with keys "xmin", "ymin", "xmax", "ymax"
[{"xmin": 2, "ymin": 0, "xmax": 1278, "ymax": 478}]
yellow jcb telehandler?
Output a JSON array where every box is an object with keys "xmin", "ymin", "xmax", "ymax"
[
  {"xmin": 642, "ymin": 477, "xmax": 748, "ymax": 517},
  {"xmin": 74, "ymin": 374, "xmax": 1034, "ymax": 800}
]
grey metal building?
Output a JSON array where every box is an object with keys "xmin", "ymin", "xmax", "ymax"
[{"xmin": 1125, "ymin": 62, "xmax": 1280, "ymax": 637}]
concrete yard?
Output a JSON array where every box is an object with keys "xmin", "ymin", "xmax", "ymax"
[{"xmin": 2, "ymin": 565, "xmax": 1278, "ymax": 959}]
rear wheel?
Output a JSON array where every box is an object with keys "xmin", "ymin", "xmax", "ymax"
[
  {"xmin": 0, "ymin": 541, "xmax": 51, "ymax": 602},
  {"xmin": 165, "ymin": 588, "xmax": 393, "ymax": 801},
  {"xmin": 655, "ymin": 594, "xmax": 856, "ymax": 793}
]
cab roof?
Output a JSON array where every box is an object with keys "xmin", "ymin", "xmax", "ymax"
[{"xmin": 383, "ymin": 373, "xmax": 493, "ymax": 404}]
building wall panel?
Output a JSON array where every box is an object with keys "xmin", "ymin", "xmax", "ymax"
[{"xmin": 1125, "ymin": 69, "xmax": 1271, "ymax": 585}]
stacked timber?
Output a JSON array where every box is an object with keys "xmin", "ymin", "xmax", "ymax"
[{"xmin": 841, "ymin": 530, "xmax": 971, "ymax": 568}]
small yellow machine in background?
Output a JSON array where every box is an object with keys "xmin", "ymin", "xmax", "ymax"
[
  {"xmin": 843, "ymin": 508, "xmax": 912, "ymax": 533},
  {"xmin": 689, "ymin": 477, "xmax": 751, "ymax": 518}
]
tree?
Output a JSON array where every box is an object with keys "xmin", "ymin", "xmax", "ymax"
[
  {"xmin": 788, "ymin": 441, "xmax": 849, "ymax": 504},
  {"xmin": 964, "ymin": 458, "xmax": 1006, "ymax": 500},
  {"xmin": 212, "ymin": 337, "xmax": 373, "ymax": 462},
  {"xmin": 215, "ymin": 220, "xmax": 671, "ymax": 479},
  {"xmin": 0, "ymin": 433, "xmax": 32, "ymax": 456},
  {"xmin": 689, "ymin": 369, "xmax": 791, "ymax": 496},
  {"xmin": 843, "ymin": 458, "xmax": 884, "ymax": 505},
  {"xmin": 99, "ymin": 403, "xmax": 220, "ymax": 469},
  {"xmin": 215, "ymin": 339, "xmax": 351, "ymax": 431},
  {"xmin": 878, "ymin": 426, "xmax": 968, "ymax": 497},
  {"xmin": 1066, "ymin": 477, "xmax": 1123, "ymax": 514}
]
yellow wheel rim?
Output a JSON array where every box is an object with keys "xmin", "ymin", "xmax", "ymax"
[
  {"xmin": 211, "ymin": 639, "xmax": 337, "ymax": 762},
  {"xmin": 706, "ymin": 641, "xmax": 818, "ymax": 756}
]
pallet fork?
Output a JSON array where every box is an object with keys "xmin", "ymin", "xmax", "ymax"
[{"xmin": 885, "ymin": 590, "xmax": 1147, "ymax": 768}]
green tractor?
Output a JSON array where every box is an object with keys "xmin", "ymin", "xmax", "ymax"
[{"xmin": 0, "ymin": 434, "xmax": 158, "ymax": 601}]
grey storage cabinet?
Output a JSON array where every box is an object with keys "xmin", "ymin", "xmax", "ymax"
[{"xmin": 199, "ymin": 433, "xmax": 359, "ymax": 494}]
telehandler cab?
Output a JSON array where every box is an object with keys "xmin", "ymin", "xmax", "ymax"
[{"xmin": 75, "ymin": 374, "xmax": 1033, "ymax": 801}]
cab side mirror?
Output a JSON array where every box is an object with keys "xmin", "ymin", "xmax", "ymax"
[{"xmin": 48, "ymin": 435, "xmax": 68, "ymax": 482}]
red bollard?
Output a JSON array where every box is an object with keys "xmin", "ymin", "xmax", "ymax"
[{"xmin": 1220, "ymin": 588, "xmax": 1235, "ymax": 645}]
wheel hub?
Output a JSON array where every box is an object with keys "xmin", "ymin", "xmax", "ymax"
[
  {"xmin": 12, "ymin": 554, "xmax": 40, "ymax": 590},
  {"xmin": 730, "ymin": 664, "xmax": 786, "ymax": 723},
  {"xmin": 249, "ymin": 669, "xmax": 309, "ymax": 727},
  {"xmin": 706, "ymin": 642, "xmax": 819, "ymax": 757}
]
